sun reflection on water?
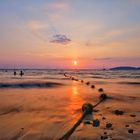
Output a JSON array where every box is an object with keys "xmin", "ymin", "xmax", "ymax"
[
  {"xmin": 65, "ymin": 83, "xmax": 85, "ymax": 122},
  {"xmin": 73, "ymin": 86, "xmax": 78, "ymax": 95}
]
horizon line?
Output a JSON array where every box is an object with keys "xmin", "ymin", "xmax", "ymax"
[{"xmin": 0, "ymin": 66, "xmax": 140, "ymax": 70}]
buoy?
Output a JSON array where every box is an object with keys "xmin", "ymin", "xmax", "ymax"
[
  {"xmin": 114, "ymin": 110, "xmax": 124, "ymax": 115},
  {"xmin": 106, "ymin": 123, "xmax": 112, "ymax": 129},
  {"xmin": 82, "ymin": 103, "xmax": 93, "ymax": 114},
  {"xmin": 128, "ymin": 129, "xmax": 134, "ymax": 134},
  {"xmin": 86, "ymin": 82, "xmax": 90, "ymax": 85},
  {"xmin": 93, "ymin": 119, "xmax": 100, "ymax": 127},
  {"xmin": 99, "ymin": 94, "xmax": 108, "ymax": 100},
  {"xmin": 130, "ymin": 114, "xmax": 136, "ymax": 117},
  {"xmin": 101, "ymin": 135, "xmax": 108, "ymax": 140},
  {"xmin": 71, "ymin": 77, "xmax": 75, "ymax": 80},
  {"xmin": 98, "ymin": 88, "xmax": 104, "ymax": 92},
  {"xmin": 91, "ymin": 85, "xmax": 95, "ymax": 88}
]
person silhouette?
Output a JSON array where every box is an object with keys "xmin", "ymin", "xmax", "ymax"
[
  {"xmin": 14, "ymin": 71, "xmax": 17, "ymax": 76},
  {"xmin": 20, "ymin": 70, "xmax": 24, "ymax": 76}
]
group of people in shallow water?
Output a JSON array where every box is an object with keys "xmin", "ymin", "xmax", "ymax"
[{"xmin": 14, "ymin": 70, "xmax": 24, "ymax": 76}]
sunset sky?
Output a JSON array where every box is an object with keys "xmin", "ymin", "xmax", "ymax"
[{"xmin": 0, "ymin": 0, "xmax": 140, "ymax": 69}]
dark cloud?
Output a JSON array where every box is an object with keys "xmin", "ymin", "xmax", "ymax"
[{"xmin": 50, "ymin": 34, "xmax": 71, "ymax": 45}]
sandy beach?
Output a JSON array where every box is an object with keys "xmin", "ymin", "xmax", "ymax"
[{"xmin": 0, "ymin": 70, "xmax": 140, "ymax": 140}]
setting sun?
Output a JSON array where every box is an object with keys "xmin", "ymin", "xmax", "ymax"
[{"xmin": 73, "ymin": 60, "xmax": 77, "ymax": 65}]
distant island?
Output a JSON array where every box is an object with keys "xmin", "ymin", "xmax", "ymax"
[{"xmin": 110, "ymin": 66, "xmax": 140, "ymax": 70}]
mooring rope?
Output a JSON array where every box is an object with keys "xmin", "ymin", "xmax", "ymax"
[{"xmin": 59, "ymin": 93, "xmax": 108, "ymax": 140}]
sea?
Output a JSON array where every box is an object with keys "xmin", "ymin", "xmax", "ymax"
[
  {"xmin": 0, "ymin": 69, "xmax": 140, "ymax": 87},
  {"xmin": 0, "ymin": 69, "xmax": 140, "ymax": 139}
]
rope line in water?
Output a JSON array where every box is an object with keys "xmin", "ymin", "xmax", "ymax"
[
  {"xmin": 59, "ymin": 96, "xmax": 107, "ymax": 140},
  {"xmin": 60, "ymin": 73, "xmax": 108, "ymax": 140}
]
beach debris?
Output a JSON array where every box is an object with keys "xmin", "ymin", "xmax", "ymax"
[
  {"xmin": 81, "ymin": 80, "xmax": 84, "ymax": 83},
  {"xmin": 93, "ymin": 119, "xmax": 100, "ymax": 127},
  {"xmin": 102, "ymin": 117, "xmax": 106, "ymax": 120},
  {"xmin": 106, "ymin": 123, "xmax": 112, "ymax": 129},
  {"xmin": 98, "ymin": 88, "xmax": 104, "ymax": 92},
  {"xmin": 91, "ymin": 85, "xmax": 95, "ymax": 88},
  {"xmin": 86, "ymin": 82, "xmax": 90, "ymax": 85},
  {"xmin": 101, "ymin": 132, "xmax": 112, "ymax": 140},
  {"xmin": 101, "ymin": 135, "xmax": 108, "ymax": 140},
  {"xmin": 128, "ymin": 129, "xmax": 134, "ymax": 134},
  {"xmin": 130, "ymin": 114, "xmax": 136, "ymax": 117},
  {"xmin": 114, "ymin": 110, "xmax": 124, "ymax": 115}
]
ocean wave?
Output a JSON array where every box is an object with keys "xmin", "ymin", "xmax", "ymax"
[
  {"xmin": 11, "ymin": 76, "xmax": 69, "ymax": 80},
  {"xmin": 0, "ymin": 82, "xmax": 64, "ymax": 89},
  {"xmin": 118, "ymin": 82, "xmax": 140, "ymax": 85},
  {"xmin": 91, "ymin": 76, "xmax": 103, "ymax": 79},
  {"xmin": 119, "ymin": 76, "xmax": 140, "ymax": 79},
  {"xmin": 91, "ymin": 76, "xmax": 110, "ymax": 79}
]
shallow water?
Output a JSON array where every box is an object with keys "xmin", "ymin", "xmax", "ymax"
[{"xmin": 0, "ymin": 69, "xmax": 140, "ymax": 140}]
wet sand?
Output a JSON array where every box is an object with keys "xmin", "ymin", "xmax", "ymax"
[{"xmin": 0, "ymin": 72, "xmax": 140, "ymax": 140}]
